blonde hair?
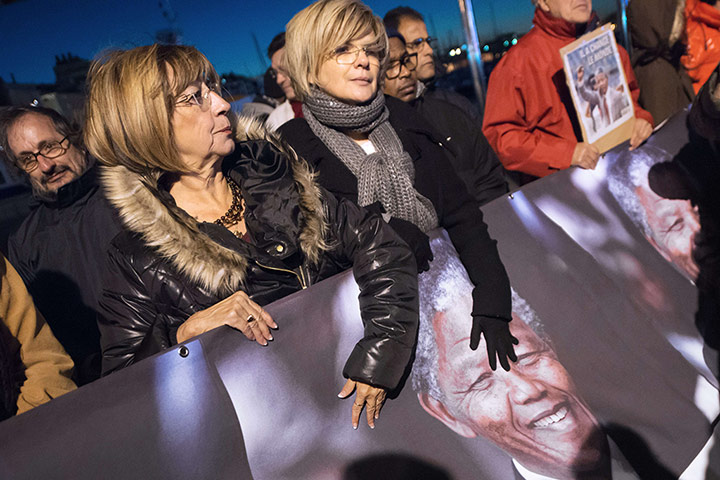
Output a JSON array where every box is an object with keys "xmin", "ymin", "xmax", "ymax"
[
  {"xmin": 85, "ymin": 44, "xmax": 221, "ymax": 174},
  {"xmin": 285, "ymin": 0, "xmax": 388, "ymax": 101}
]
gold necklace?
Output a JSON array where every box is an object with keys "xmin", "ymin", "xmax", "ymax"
[{"xmin": 214, "ymin": 177, "xmax": 244, "ymax": 230}]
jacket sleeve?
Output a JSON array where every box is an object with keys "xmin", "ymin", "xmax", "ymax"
[
  {"xmin": 682, "ymin": 1, "xmax": 708, "ymax": 84},
  {"xmin": 619, "ymin": 46, "xmax": 655, "ymax": 126},
  {"xmin": 482, "ymin": 63, "xmax": 577, "ymax": 177},
  {"xmin": 322, "ymin": 190, "xmax": 419, "ymax": 390},
  {"xmin": 97, "ymin": 243, "xmax": 177, "ymax": 376},
  {"xmin": 433, "ymin": 158, "xmax": 513, "ymax": 323},
  {"xmin": 0, "ymin": 256, "xmax": 76, "ymax": 414},
  {"xmin": 466, "ymin": 117, "xmax": 509, "ymax": 206}
]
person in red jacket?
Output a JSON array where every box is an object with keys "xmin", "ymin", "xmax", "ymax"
[
  {"xmin": 482, "ymin": 0, "xmax": 654, "ymax": 179},
  {"xmin": 682, "ymin": 0, "xmax": 720, "ymax": 93}
]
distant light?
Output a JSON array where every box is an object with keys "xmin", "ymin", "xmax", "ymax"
[
  {"xmin": 456, "ymin": 48, "xmax": 462, "ymax": 55},
  {"xmin": 461, "ymin": 44, "xmax": 468, "ymax": 51},
  {"xmin": 503, "ymin": 40, "xmax": 510, "ymax": 47},
  {"xmin": 610, "ymin": 23, "xmax": 616, "ymax": 30},
  {"xmin": 449, "ymin": 50, "xmax": 456, "ymax": 57},
  {"xmin": 511, "ymin": 38, "xmax": 518, "ymax": 45},
  {"xmin": 30, "ymin": 99, "xmax": 39, "ymax": 106},
  {"xmin": 483, "ymin": 45, "xmax": 490, "ymax": 52}
]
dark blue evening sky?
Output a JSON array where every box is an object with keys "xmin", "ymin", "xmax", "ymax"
[{"xmin": 0, "ymin": 0, "xmax": 618, "ymax": 84}]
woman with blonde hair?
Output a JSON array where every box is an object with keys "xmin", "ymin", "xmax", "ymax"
[
  {"xmin": 85, "ymin": 44, "xmax": 419, "ymax": 428},
  {"xmin": 279, "ymin": 0, "xmax": 518, "ymax": 371}
]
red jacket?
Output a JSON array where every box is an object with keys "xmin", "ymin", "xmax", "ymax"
[
  {"xmin": 483, "ymin": 9, "xmax": 653, "ymax": 177},
  {"xmin": 682, "ymin": 0, "xmax": 720, "ymax": 93}
]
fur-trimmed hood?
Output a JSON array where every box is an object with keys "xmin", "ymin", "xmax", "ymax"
[{"xmin": 101, "ymin": 116, "xmax": 328, "ymax": 296}]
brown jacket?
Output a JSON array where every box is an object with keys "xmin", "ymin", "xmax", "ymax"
[
  {"xmin": 0, "ymin": 255, "xmax": 76, "ymax": 415},
  {"xmin": 628, "ymin": 0, "xmax": 695, "ymax": 123}
]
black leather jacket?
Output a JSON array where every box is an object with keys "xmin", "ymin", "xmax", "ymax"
[{"xmin": 98, "ymin": 121, "xmax": 418, "ymax": 390}]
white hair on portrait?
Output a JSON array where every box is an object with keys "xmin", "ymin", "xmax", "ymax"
[
  {"xmin": 607, "ymin": 145, "xmax": 672, "ymax": 242},
  {"xmin": 411, "ymin": 234, "xmax": 550, "ymax": 402}
]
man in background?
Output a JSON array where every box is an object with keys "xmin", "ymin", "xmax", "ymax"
[
  {"xmin": 384, "ymin": 6, "xmax": 484, "ymax": 124},
  {"xmin": 239, "ymin": 67, "xmax": 286, "ymax": 123},
  {"xmin": 0, "ymin": 106, "xmax": 122, "ymax": 385},
  {"xmin": 265, "ymin": 32, "xmax": 304, "ymax": 131},
  {"xmin": 382, "ymin": 29, "xmax": 507, "ymax": 206}
]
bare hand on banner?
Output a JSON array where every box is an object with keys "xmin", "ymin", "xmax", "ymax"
[
  {"xmin": 629, "ymin": 119, "xmax": 653, "ymax": 151},
  {"xmin": 470, "ymin": 316, "xmax": 519, "ymax": 372},
  {"xmin": 571, "ymin": 142, "xmax": 600, "ymax": 170},
  {"xmin": 176, "ymin": 291, "xmax": 277, "ymax": 345},
  {"xmin": 338, "ymin": 379, "xmax": 387, "ymax": 430}
]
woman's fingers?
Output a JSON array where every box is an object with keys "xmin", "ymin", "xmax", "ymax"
[
  {"xmin": 181, "ymin": 290, "xmax": 278, "ymax": 345},
  {"xmin": 375, "ymin": 389, "xmax": 387, "ymax": 420},
  {"xmin": 224, "ymin": 292, "xmax": 277, "ymax": 346},
  {"xmin": 244, "ymin": 306, "xmax": 272, "ymax": 345},
  {"xmin": 352, "ymin": 396, "xmax": 364, "ymax": 430},
  {"xmin": 246, "ymin": 317, "xmax": 270, "ymax": 345},
  {"xmin": 337, "ymin": 379, "xmax": 356, "ymax": 398},
  {"xmin": 364, "ymin": 387, "xmax": 387, "ymax": 427},
  {"xmin": 260, "ymin": 308, "xmax": 278, "ymax": 329},
  {"xmin": 337, "ymin": 379, "xmax": 362, "ymax": 429},
  {"xmin": 365, "ymin": 396, "xmax": 376, "ymax": 429},
  {"xmin": 342, "ymin": 382, "xmax": 387, "ymax": 429}
]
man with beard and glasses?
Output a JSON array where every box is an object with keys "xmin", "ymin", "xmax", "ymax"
[
  {"xmin": 382, "ymin": 29, "xmax": 508, "ymax": 206},
  {"xmin": 0, "ymin": 106, "xmax": 122, "ymax": 385},
  {"xmin": 412, "ymin": 236, "xmax": 640, "ymax": 479}
]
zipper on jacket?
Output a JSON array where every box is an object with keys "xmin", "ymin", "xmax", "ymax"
[
  {"xmin": 298, "ymin": 264, "xmax": 311, "ymax": 289},
  {"xmin": 254, "ymin": 260, "xmax": 308, "ymax": 289}
]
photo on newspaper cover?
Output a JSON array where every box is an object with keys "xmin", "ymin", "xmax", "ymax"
[{"xmin": 561, "ymin": 25, "xmax": 634, "ymax": 148}]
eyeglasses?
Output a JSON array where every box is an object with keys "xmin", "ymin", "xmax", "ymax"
[
  {"xmin": 175, "ymin": 82, "xmax": 221, "ymax": 111},
  {"xmin": 17, "ymin": 135, "xmax": 70, "ymax": 172},
  {"xmin": 330, "ymin": 44, "xmax": 384, "ymax": 65},
  {"xmin": 385, "ymin": 52, "xmax": 418, "ymax": 79},
  {"xmin": 406, "ymin": 36, "xmax": 435, "ymax": 52},
  {"xmin": 269, "ymin": 66, "xmax": 289, "ymax": 79}
]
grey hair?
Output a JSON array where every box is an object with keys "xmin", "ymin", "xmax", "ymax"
[
  {"xmin": 607, "ymin": 145, "xmax": 671, "ymax": 242},
  {"xmin": 0, "ymin": 106, "xmax": 83, "ymax": 177},
  {"xmin": 411, "ymin": 234, "xmax": 550, "ymax": 402}
]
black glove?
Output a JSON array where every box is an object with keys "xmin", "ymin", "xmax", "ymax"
[
  {"xmin": 470, "ymin": 316, "xmax": 518, "ymax": 371},
  {"xmin": 388, "ymin": 217, "xmax": 433, "ymax": 272}
]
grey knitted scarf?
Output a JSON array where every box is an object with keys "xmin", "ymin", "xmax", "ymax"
[{"xmin": 303, "ymin": 88, "xmax": 438, "ymax": 232}]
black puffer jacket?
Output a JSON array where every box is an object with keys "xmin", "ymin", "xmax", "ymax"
[{"xmin": 98, "ymin": 119, "xmax": 418, "ymax": 390}]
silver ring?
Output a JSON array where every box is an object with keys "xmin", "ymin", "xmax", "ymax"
[{"xmin": 246, "ymin": 314, "xmax": 256, "ymax": 323}]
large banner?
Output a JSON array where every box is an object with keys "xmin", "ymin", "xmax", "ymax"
[{"xmin": 0, "ymin": 108, "xmax": 716, "ymax": 479}]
